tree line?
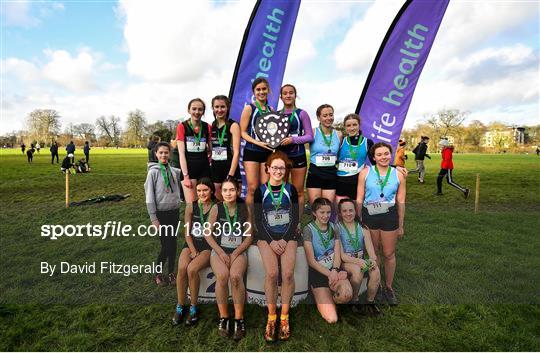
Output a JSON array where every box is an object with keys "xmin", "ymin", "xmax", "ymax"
[{"xmin": 1, "ymin": 108, "xmax": 538, "ymax": 152}]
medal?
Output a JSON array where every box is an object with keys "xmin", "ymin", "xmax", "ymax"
[
  {"xmin": 320, "ymin": 125, "xmax": 333, "ymax": 153},
  {"xmin": 374, "ymin": 166, "xmax": 391, "ymax": 200}
]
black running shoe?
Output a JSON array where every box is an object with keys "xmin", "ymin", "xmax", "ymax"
[
  {"xmin": 365, "ymin": 301, "xmax": 383, "ymax": 316},
  {"xmin": 218, "ymin": 317, "xmax": 229, "ymax": 337},
  {"xmin": 375, "ymin": 285, "xmax": 384, "ymax": 304},
  {"xmin": 233, "ymin": 319, "xmax": 246, "ymax": 341},
  {"xmin": 384, "ymin": 287, "xmax": 398, "ymax": 306},
  {"xmin": 464, "ymin": 188, "xmax": 470, "ymax": 199},
  {"xmin": 433, "ymin": 192, "xmax": 443, "ymax": 196},
  {"xmin": 185, "ymin": 305, "xmax": 199, "ymax": 326},
  {"xmin": 172, "ymin": 305, "xmax": 187, "ymax": 326}
]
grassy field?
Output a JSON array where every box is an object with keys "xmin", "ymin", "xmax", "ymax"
[{"xmin": 0, "ymin": 148, "xmax": 539, "ymax": 351}]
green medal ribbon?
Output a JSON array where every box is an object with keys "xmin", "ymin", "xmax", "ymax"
[
  {"xmin": 159, "ymin": 163, "xmax": 171, "ymax": 192},
  {"xmin": 217, "ymin": 123, "xmax": 227, "ymax": 147},
  {"xmin": 312, "ymin": 222, "xmax": 333, "ymax": 250},
  {"xmin": 347, "ymin": 135, "xmax": 364, "ymax": 160},
  {"xmin": 223, "ymin": 202, "xmax": 238, "ymax": 227},
  {"xmin": 319, "ymin": 126, "xmax": 333, "ymax": 151},
  {"xmin": 267, "ymin": 181, "xmax": 285, "ymax": 212},
  {"xmin": 341, "ymin": 221, "xmax": 360, "ymax": 252},
  {"xmin": 374, "ymin": 166, "xmax": 392, "ymax": 198},
  {"xmin": 281, "ymin": 107, "xmax": 297, "ymax": 123},
  {"xmin": 188, "ymin": 121, "xmax": 202, "ymax": 144},
  {"xmin": 255, "ymin": 101, "xmax": 269, "ymax": 115},
  {"xmin": 198, "ymin": 201, "xmax": 214, "ymax": 224}
]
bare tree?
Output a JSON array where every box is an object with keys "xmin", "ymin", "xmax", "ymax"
[
  {"xmin": 26, "ymin": 109, "xmax": 61, "ymax": 144},
  {"xmin": 74, "ymin": 123, "xmax": 96, "ymax": 141},
  {"xmin": 464, "ymin": 120, "xmax": 487, "ymax": 147},
  {"xmin": 125, "ymin": 109, "xmax": 147, "ymax": 147},
  {"xmin": 425, "ymin": 108, "xmax": 467, "ymax": 138},
  {"xmin": 96, "ymin": 115, "xmax": 122, "ymax": 147}
]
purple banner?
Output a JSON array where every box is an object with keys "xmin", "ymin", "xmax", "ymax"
[
  {"xmin": 229, "ymin": 0, "xmax": 301, "ymax": 121},
  {"xmin": 356, "ymin": 0, "xmax": 449, "ymax": 153}
]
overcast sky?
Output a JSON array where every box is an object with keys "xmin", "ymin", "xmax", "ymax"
[{"xmin": 1, "ymin": 0, "xmax": 538, "ymax": 135}]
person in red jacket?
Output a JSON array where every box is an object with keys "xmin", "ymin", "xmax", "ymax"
[{"xmin": 435, "ymin": 138, "xmax": 469, "ymax": 198}]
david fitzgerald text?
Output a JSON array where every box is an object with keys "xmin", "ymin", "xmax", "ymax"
[{"xmin": 40, "ymin": 261, "xmax": 162, "ymax": 277}]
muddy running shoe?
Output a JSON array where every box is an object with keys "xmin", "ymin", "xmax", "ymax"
[
  {"xmin": 233, "ymin": 319, "xmax": 246, "ymax": 341},
  {"xmin": 384, "ymin": 287, "xmax": 398, "ymax": 306},
  {"xmin": 218, "ymin": 317, "xmax": 229, "ymax": 337},
  {"xmin": 172, "ymin": 304, "xmax": 187, "ymax": 326},
  {"xmin": 364, "ymin": 301, "xmax": 383, "ymax": 316},
  {"xmin": 464, "ymin": 188, "xmax": 470, "ymax": 199},
  {"xmin": 278, "ymin": 317, "xmax": 291, "ymax": 341},
  {"xmin": 264, "ymin": 318, "xmax": 277, "ymax": 342},
  {"xmin": 185, "ymin": 305, "xmax": 199, "ymax": 326},
  {"xmin": 375, "ymin": 285, "xmax": 384, "ymax": 304},
  {"xmin": 154, "ymin": 274, "xmax": 167, "ymax": 287}
]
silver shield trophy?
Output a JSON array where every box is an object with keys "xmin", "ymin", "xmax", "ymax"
[{"xmin": 254, "ymin": 112, "xmax": 290, "ymax": 149}]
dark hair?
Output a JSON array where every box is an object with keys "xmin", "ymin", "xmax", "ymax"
[
  {"xmin": 188, "ymin": 98, "xmax": 206, "ymax": 115},
  {"xmin": 155, "ymin": 141, "xmax": 171, "ymax": 152},
  {"xmin": 222, "ymin": 177, "xmax": 240, "ymax": 191},
  {"xmin": 312, "ymin": 197, "xmax": 332, "ymax": 213},
  {"xmin": 280, "ymin": 83, "xmax": 297, "ymax": 96},
  {"xmin": 251, "ymin": 77, "xmax": 270, "ymax": 92},
  {"xmin": 337, "ymin": 198, "xmax": 366, "ymax": 228},
  {"xmin": 369, "ymin": 142, "xmax": 392, "ymax": 158},
  {"xmin": 264, "ymin": 151, "xmax": 292, "ymax": 174},
  {"xmin": 211, "ymin": 95, "xmax": 230, "ymax": 119},
  {"xmin": 343, "ymin": 113, "xmax": 361, "ymax": 125},
  {"xmin": 316, "ymin": 104, "xmax": 334, "ymax": 118},
  {"xmin": 196, "ymin": 177, "xmax": 215, "ymax": 194}
]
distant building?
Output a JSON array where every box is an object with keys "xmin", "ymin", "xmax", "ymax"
[{"xmin": 482, "ymin": 126, "xmax": 525, "ymax": 148}]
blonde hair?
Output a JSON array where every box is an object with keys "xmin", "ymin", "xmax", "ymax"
[{"xmin": 332, "ymin": 279, "xmax": 353, "ymax": 304}]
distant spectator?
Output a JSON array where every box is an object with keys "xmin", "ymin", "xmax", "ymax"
[
  {"xmin": 26, "ymin": 147, "xmax": 35, "ymax": 163},
  {"xmin": 76, "ymin": 158, "xmax": 90, "ymax": 173},
  {"xmin": 66, "ymin": 141, "xmax": 76, "ymax": 163},
  {"xmin": 50, "ymin": 142, "xmax": 59, "ymax": 164},
  {"xmin": 36, "ymin": 143, "xmax": 41, "ymax": 153},
  {"xmin": 147, "ymin": 135, "xmax": 160, "ymax": 163},
  {"xmin": 61, "ymin": 154, "xmax": 76, "ymax": 174},
  {"xmin": 21, "ymin": 143, "xmax": 26, "ymax": 154},
  {"xmin": 170, "ymin": 139, "xmax": 180, "ymax": 168},
  {"xmin": 394, "ymin": 139, "xmax": 407, "ymax": 168},
  {"xmin": 84, "ymin": 141, "xmax": 91, "ymax": 163},
  {"xmin": 409, "ymin": 136, "xmax": 431, "ymax": 183},
  {"xmin": 536, "ymin": 147, "xmax": 539, "ymax": 156}
]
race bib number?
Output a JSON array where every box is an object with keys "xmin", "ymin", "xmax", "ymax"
[
  {"xmin": 365, "ymin": 201, "xmax": 392, "ymax": 215},
  {"xmin": 221, "ymin": 234, "xmax": 242, "ymax": 249},
  {"xmin": 267, "ymin": 210, "xmax": 289, "ymax": 227},
  {"xmin": 315, "ymin": 153, "xmax": 336, "ymax": 167},
  {"xmin": 211, "ymin": 147, "xmax": 227, "ymax": 161},
  {"xmin": 186, "ymin": 137, "xmax": 206, "ymax": 153},
  {"xmin": 338, "ymin": 159, "xmax": 359, "ymax": 174},
  {"xmin": 317, "ymin": 252, "xmax": 334, "ymax": 270}
]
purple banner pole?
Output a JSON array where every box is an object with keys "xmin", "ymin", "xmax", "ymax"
[
  {"xmin": 356, "ymin": 0, "xmax": 450, "ymax": 154},
  {"xmin": 228, "ymin": 0, "xmax": 301, "ymax": 196}
]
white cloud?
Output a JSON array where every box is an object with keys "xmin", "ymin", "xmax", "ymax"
[
  {"xmin": 42, "ymin": 49, "xmax": 97, "ymax": 92},
  {"xmin": 1, "ymin": 1, "xmax": 64, "ymax": 28},
  {"xmin": 117, "ymin": 0, "xmax": 251, "ymax": 82},
  {"xmin": 1, "ymin": 58, "xmax": 40, "ymax": 81}
]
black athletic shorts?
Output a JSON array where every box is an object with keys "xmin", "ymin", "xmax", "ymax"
[
  {"xmin": 306, "ymin": 170, "xmax": 337, "ymax": 190},
  {"xmin": 309, "ymin": 268, "xmax": 330, "ymax": 289},
  {"xmin": 187, "ymin": 159, "xmax": 211, "ymax": 180},
  {"xmin": 211, "ymin": 161, "xmax": 242, "ymax": 184},
  {"xmin": 361, "ymin": 206, "xmax": 399, "ymax": 231},
  {"xmin": 243, "ymin": 148, "xmax": 272, "ymax": 163},
  {"xmin": 288, "ymin": 154, "xmax": 307, "ymax": 169},
  {"xmin": 336, "ymin": 179, "xmax": 358, "ymax": 199},
  {"xmin": 182, "ymin": 237, "xmax": 212, "ymax": 252}
]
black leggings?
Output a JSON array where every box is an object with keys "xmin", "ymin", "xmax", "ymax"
[
  {"xmin": 437, "ymin": 169, "xmax": 467, "ymax": 194},
  {"xmin": 51, "ymin": 153, "xmax": 59, "ymax": 164},
  {"xmin": 155, "ymin": 208, "xmax": 180, "ymax": 274}
]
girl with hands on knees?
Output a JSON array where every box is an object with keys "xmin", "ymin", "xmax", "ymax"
[{"xmin": 303, "ymin": 197, "xmax": 352, "ymax": 324}]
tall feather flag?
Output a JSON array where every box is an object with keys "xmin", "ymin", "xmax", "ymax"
[
  {"xmin": 228, "ymin": 0, "xmax": 301, "ymax": 195},
  {"xmin": 356, "ymin": 0, "xmax": 450, "ymax": 154}
]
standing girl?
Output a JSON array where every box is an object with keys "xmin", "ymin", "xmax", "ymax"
[
  {"xmin": 144, "ymin": 142, "xmax": 183, "ymax": 286},
  {"xmin": 306, "ymin": 104, "xmax": 342, "ymax": 207},
  {"xmin": 240, "ymin": 78, "xmax": 274, "ymax": 206},
  {"xmin": 254, "ymin": 151, "xmax": 299, "ymax": 342},
  {"xmin": 173, "ymin": 178, "xmax": 216, "ymax": 326},
  {"xmin": 210, "ymin": 95, "xmax": 242, "ymax": 200},
  {"xmin": 356, "ymin": 143, "xmax": 406, "ymax": 306},
  {"xmin": 335, "ymin": 113, "xmax": 374, "ymax": 203},
  {"xmin": 205, "ymin": 179, "xmax": 252, "ymax": 340},
  {"xmin": 303, "ymin": 197, "xmax": 352, "ymax": 323},
  {"xmin": 278, "ymin": 84, "xmax": 313, "ymax": 220},
  {"xmin": 337, "ymin": 198, "xmax": 381, "ymax": 315},
  {"xmin": 176, "ymin": 98, "xmax": 212, "ymax": 203}
]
